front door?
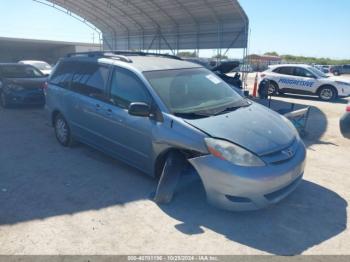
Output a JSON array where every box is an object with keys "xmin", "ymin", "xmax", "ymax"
[{"xmin": 103, "ymin": 67, "xmax": 156, "ymax": 173}]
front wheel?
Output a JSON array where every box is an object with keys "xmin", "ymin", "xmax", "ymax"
[
  {"xmin": 318, "ymin": 86, "xmax": 337, "ymax": 101},
  {"xmin": 54, "ymin": 114, "xmax": 74, "ymax": 147}
]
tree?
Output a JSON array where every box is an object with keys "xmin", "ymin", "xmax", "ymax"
[
  {"xmin": 264, "ymin": 51, "xmax": 279, "ymax": 56},
  {"xmin": 177, "ymin": 51, "xmax": 197, "ymax": 58}
]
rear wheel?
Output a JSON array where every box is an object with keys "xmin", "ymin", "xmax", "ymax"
[
  {"xmin": 54, "ymin": 113, "xmax": 74, "ymax": 147},
  {"xmin": 0, "ymin": 92, "xmax": 9, "ymax": 108},
  {"xmin": 318, "ymin": 86, "xmax": 337, "ymax": 101},
  {"xmin": 268, "ymin": 81, "xmax": 279, "ymax": 95}
]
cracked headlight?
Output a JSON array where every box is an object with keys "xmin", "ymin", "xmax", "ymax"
[{"xmin": 205, "ymin": 138, "xmax": 266, "ymax": 167}]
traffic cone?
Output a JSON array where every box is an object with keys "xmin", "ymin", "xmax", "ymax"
[{"xmin": 252, "ymin": 73, "xmax": 259, "ymax": 97}]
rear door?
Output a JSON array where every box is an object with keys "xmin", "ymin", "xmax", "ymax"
[
  {"xmin": 65, "ymin": 62, "xmax": 111, "ymax": 149},
  {"xmin": 272, "ymin": 66, "xmax": 296, "ymax": 91},
  {"xmin": 343, "ymin": 65, "xmax": 350, "ymax": 74}
]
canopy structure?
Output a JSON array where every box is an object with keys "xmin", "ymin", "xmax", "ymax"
[{"xmin": 42, "ymin": 0, "xmax": 249, "ymax": 53}]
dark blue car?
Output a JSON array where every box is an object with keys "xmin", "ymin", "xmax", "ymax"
[{"xmin": 0, "ymin": 63, "xmax": 46, "ymax": 108}]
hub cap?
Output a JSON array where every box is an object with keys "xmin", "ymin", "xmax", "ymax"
[
  {"xmin": 320, "ymin": 88, "xmax": 333, "ymax": 100},
  {"xmin": 268, "ymin": 84, "xmax": 276, "ymax": 95},
  {"xmin": 55, "ymin": 118, "xmax": 68, "ymax": 143}
]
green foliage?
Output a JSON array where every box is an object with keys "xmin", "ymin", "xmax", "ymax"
[
  {"xmin": 261, "ymin": 51, "xmax": 350, "ymax": 65},
  {"xmin": 264, "ymin": 51, "xmax": 279, "ymax": 56},
  {"xmin": 177, "ymin": 51, "xmax": 198, "ymax": 58},
  {"xmin": 212, "ymin": 54, "xmax": 229, "ymax": 59},
  {"xmin": 281, "ymin": 54, "xmax": 350, "ymax": 65}
]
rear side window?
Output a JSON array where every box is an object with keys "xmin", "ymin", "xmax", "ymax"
[
  {"xmin": 273, "ymin": 67, "xmax": 294, "ymax": 76},
  {"xmin": 70, "ymin": 63, "xmax": 109, "ymax": 97},
  {"xmin": 110, "ymin": 67, "xmax": 151, "ymax": 109},
  {"xmin": 50, "ymin": 61, "xmax": 76, "ymax": 89}
]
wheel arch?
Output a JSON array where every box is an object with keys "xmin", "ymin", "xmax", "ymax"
[
  {"xmin": 154, "ymin": 147, "xmax": 201, "ymax": 179},
  {"xmin": 317, "ymin": 84, "xmax": 338, "ymax": 97},
  {"xmin": 51, "ymin": 110, "xmax": 62, "ymax": 126}
]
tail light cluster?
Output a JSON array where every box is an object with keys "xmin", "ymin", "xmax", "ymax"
[
  {"xmin": 346, "ymin": 105, "xmax": 350, "ymax": 112},
  {"xmin": 42, "ymin": 82, "xmax": 48, "ymax": 90}
]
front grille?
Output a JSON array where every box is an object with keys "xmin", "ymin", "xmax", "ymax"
[{"xmin": 260, "ymin": 139, "xmax": 299, "ymax": 165}]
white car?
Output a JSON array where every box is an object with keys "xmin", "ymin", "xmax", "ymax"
[
  {"xmin": 261, "ymin": 64, "xmax": 350, "ymax": 101},
  {"xmin": 19, "ymin": 60, "xmax": 52, "ymax": 76}
]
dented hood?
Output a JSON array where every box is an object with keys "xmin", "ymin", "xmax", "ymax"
[{"xmin": 184, "ymin": 103, "xmax": 296, "ymax": 156}]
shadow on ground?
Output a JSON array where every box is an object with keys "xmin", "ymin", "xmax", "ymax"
[
  {"xmin": 255, "ymin": 97, "xmax": 330, "ymax": 148},
  {"xmin": 0, "ymin": 105, "xmax": 346, "ymax": 255},
  {"xmin": 159, "ymin": 175, "xmax": 347, "ymax": 255}
]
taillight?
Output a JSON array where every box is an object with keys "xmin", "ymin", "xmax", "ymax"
[
  {"xmin": 346, "ymin": 105, "xmax": 350, "ymax": 112},
  {"xmin": 43, "ymin": 82, "xmax": 48, "ymax": 90}
]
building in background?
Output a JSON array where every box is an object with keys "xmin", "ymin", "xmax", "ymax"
[
  {"xmin": 247, "ymin": 54, "xmax": 282, "ymax": 71},
  {"xmin": 0, "ymin": 37, "xmax": 101, "ymax": 64}
]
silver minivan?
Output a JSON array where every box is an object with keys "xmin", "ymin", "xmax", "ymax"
[{"xmin": 46, "ymin": 52, "xmax": 306, "ymax": 211}]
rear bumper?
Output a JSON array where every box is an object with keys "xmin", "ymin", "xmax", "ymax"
[
  {"xmin": 189, "ymin": 142, "xmax": 306, "ymax": 211},
  {"xmin": 340, "ymin": 113, "xmax": 350, "ymax": 139}
]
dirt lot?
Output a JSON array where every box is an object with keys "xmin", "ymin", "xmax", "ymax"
[{"xmin": 0, "ymin": 78, "xmax": 349, "ymax": 255}]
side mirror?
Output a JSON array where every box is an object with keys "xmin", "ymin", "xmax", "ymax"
[{"xmin": 128, "ymin": 102, "xmax": 151, "ymax": 117}]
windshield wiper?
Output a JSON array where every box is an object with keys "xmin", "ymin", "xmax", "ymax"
[
  {"xmin": 213, "ymin": 100, "xmax": 251, "ymax": 116},
  {"xmin": 174, "ymin": 112, "xmax": 211, "ymax": 119}
]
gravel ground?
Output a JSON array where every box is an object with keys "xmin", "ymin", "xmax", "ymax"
[{"xmin": 0, "ymin": 76, "xmax": 349, "ymax": 255}]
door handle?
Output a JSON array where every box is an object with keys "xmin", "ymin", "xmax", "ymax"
[
  {"xmin": 95, "ymin": 104, "xmax": 101, "ymax": 110},
  {"xmin": 106, "ymin": 108, "xmax": 113, "ymax": 116}
]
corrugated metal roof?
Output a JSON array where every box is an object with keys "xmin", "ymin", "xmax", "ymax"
[{"xmin": 46, "ymin": 0, "xmax": 248, "ymax": 51}]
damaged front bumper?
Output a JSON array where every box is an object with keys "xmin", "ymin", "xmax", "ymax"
[{"xmin": 189, "ymin": 142, "xmax": 306, "ymax": 211}]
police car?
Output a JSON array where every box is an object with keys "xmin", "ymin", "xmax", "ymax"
[{"xmin": 260, "ymin": 64, "xmax": 350, "ymax": 101}]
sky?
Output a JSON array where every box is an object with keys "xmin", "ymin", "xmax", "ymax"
[{"xmin": 0, "ymin": 0, "xmax": 349, "ymax": 59}]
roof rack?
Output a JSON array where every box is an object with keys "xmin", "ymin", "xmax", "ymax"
[
  {"xmin": 66, "ymin": 51, "xmax": 133, "ymax": 63},
  {"xmin": 66, "ymin": 51, "xmax": 182, "ymax": 63}
]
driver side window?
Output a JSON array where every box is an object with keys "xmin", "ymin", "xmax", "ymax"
[{"xmin": 110, "ymin": 67, "xmax": 151, "ymax": 109}]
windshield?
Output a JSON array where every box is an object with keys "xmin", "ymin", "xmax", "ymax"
[
  {"xmin": 0, "ymin": 65, "xmax": 44, "ymax": 78},
  {"xmin": 144, "ymin": 68, "xmax": 246, "ymax": 115},
  {"xmin": 308, "ymin": 67, "xmax": 328, "ymax": 78},
  {"xmin": 32, "ymin": 62, "xmax": 52, "ymax": 71}
]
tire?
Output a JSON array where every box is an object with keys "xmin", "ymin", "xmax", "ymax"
[
  {"xmin": 268, "ymin": 81, "xmax": 279, "ymax": 95},
  {"xmin": 334, "ymin": 71, "xmax": 340, "ymax": 76},
  {"xmin": 318, "ymin": 86, "xmax": 337, "ymax": 101},
  {"xmin": 0, "ymin": 92, "xmax": 9, "ymax": 108},
  {"xmin": 54, "ymin": 113, "xmax": 74, "ymax": 147}
]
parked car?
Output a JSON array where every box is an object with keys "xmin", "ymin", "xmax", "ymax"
[
  {"xmin": 261, "ymin": 64, "xmax": 350, "ymax": 101},
  {"xmin": 340, "ymin": 102, "xmax": 350, "ymax": 139},
  {"xmin": 0, "ymin": 63, "xmax": 46, "ymax": 108},
  {"xmin": 19, "ymin": 60, "xmax": 53, "ymax": 75},
  {"xmin": 314, "ymin": 65, "xmax": 330, "ymax": 74},
  {"xmin": 46, "ymin": 51, "xmax": 306, "ymax": 211},
  {"xmin": 330, "ymin": 64, "xmax": 350, "ymax": 76},
  {"xmin": 237, "ymin": 64, "xmax": 253, "ymax": 73}
]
